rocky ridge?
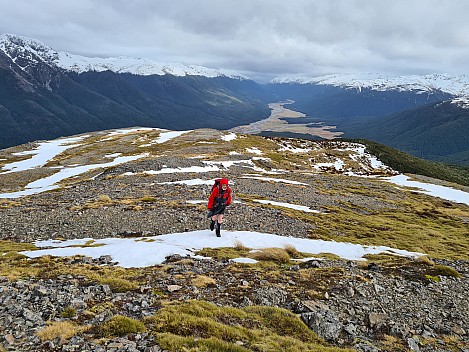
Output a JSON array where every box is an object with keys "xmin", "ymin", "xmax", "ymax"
[{"xmin": 0, "ymin": 128, "xmax": 468, "ymax": 351}]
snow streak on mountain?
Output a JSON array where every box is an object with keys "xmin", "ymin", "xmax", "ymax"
[
  {"xmin": 0, "ymin": 33, "xmax": 246, "ymax": 79},
  {"xmin": 272, "ymin": 73, "xmax": 469, "ymax": 108}
]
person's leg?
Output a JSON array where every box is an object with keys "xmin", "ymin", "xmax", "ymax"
[
  {"xmin": 210, "ymin": 219, "xmax": 215, "ymax": 230},
  {"xmin": 215, "ymin": 214, "xmax": 223, "ymax": 237}
]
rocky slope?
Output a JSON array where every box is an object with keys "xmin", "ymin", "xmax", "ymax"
[{"xmin": 0, "ymin": 128, "xmax": 468, "ymax": 351}]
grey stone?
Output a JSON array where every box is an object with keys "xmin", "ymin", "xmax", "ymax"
[
  {"xmin": 301, "ymin": 309, "xmax": 343, "ymax": 342},
  {"xmin": 407, "ymin": 337, "xmax": 420, "ymax": 351}
]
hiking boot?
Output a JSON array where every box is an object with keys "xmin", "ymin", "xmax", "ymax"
[
  {"xmin": 216, "ymin": 223, "xmax": 221, "ymax": 237},
  {"xmin": 210, "ymin": 220, "xmax": 215, "ymax": 231}
]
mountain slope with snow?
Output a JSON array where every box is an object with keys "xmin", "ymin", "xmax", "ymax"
[
  {"xmin": 0, "ymin": 33, "xmax": 270, "ymax": 149},
  {"xmin": 272, "ymin": 72, "xmax": 469, "ymax": 108},
  {"xmin": 0, "ymin": 33, "xmax": 246, "ymax": 79}
]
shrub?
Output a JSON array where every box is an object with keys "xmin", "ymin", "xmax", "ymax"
[
  {"xmin": 89, "ymin": 302, "xmax": 116, "ymax": 315},
  {"xmin": 431, "ymin": 265, "xmax": 461, "ymax": 278},
  {"xmin": 61, "ymin": 307, "xmax": 77, "ymax": 318},
  {"xmin": 425, "ymin": 275, "xmax": 441, "ymax": 282},
  {"xmin": 99, "ymin": 315, "xmax": 146, "ymax": 337}
]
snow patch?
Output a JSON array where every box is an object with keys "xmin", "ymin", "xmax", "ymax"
[
  {"xmin": 1, "ymin": 135, "xmax": 88, "ymax": 174},
  {"xmin": 254, "ymin": 199, "xmax": 321, "ymax": 213},
  {"xmin": 21, "ymin": 230, "xmax": 424, "ymax": 268}
]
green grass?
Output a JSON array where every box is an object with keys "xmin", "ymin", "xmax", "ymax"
[
  {"xmin": 345, "ymin": 138, "xmax": 469, "ymax": 187},
  {"xmin": 99, "ymin": 315, "xmax": 146, "ymax": 337},
  {"xmin": 98, "ymin": 277, "xmax": 138, "ymax": 293},
  {"xmin": 301, "ymin": 198, "xmax": 469, "ymax": 260},
  {"xmin": 146, "ymin": 300, "xmax": 353, "ymax": 352}
]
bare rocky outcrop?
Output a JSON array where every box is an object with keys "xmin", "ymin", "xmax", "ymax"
[{"xmin": 0, "ymin": 256, "xmax": 468, "ymax": 351}]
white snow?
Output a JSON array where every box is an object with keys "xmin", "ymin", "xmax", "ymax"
[
  {"xmin": 221, "ymin": 133, "xmax": 238, "ymax": 141},
  {"xmin": 0, "ymin": 34, "xmax": 247, "ymax": 80},
  {"xmin": 205, "ymin": 160, "xmax": 282, "ymax": 174},
  {"xmin": 106, "ymin": 128, "xmax": 157, "ymax": 137},
  {"xmin": 186, "ymin": 200, "xmax": 207, "ymax": 204},
  {"xmin": 272, "ymin": 73, "xmax": 469, "ymax": 109},
  {"xmin": 0, "ymin": 154, "xmax": 147, "ymax": 199},
  {"xmin": 313, "ymin": 160, "xmax": 344, "ymax": 171},
  {"xmin": 278, "ymin": 144, "xmax": 313, "ymax": 153},
  {"xmin": 0, "ymin": 135, "xmax": 88, "ymax": 174},
  {"xmin": 154, "ymin": 130, "xmax": 192, "ymax": 144},
  {"xmin": 245, "ymin": 147, "xmax": 263, "ymax": 155},
  {"xmin": 231, "ymin": 257, "xmax": 258, "ymax": 264},
  {"xmin": 21, "ymin": 230, "xmax": 423, "ymax": 268},
  {"xmin": 254, "ymin": 199, "xmax": 321, "ymax": 213},
  {"xmin": 104, "ymin": 153, "xmax": 122, "ymax": 158},
  {"xmin": 384, "ymin": 174, "xmax": 469, "ymax": 206},
  {"xmin": 273, "ymin": 73, "xmax": 469, "ymax": 96}
]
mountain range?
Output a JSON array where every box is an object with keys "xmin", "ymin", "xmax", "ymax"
[{"xmin": 1, "ymin": 33, "xmax": 468, "ymax": 166}]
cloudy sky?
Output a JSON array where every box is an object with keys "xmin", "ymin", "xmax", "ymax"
[{"xmin": 1, "ymin": 0, "xmax": 468, "ymax": 81}]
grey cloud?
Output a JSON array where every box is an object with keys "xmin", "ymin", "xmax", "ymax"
[{"xmin": 0, "ymin": 0, "xmax": 468, "ymax": 79}]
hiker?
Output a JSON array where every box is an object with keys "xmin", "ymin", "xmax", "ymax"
[{"xmin": 207, "ymin": 178, "xmax": 232, "ymax": 237}]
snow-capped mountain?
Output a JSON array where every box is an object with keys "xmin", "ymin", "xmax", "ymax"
[
  {"xmin": 0, "ymin": 33, "xmax": 246, "ymax": 79},
  {"xmin": 272, "ymin": 73, "xmax": 469, "ymax": 108},
  {"xmin": 0, "ymin": 33, "xmax": 269, "ymax": 150}
]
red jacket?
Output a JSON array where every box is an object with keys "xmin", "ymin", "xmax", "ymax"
[{"xmin": 208, "ymin": 178, "xmax": 232, "ymax": 209}]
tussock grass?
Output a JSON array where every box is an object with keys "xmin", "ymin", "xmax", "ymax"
[
  {"xmin": 139, "ymin": 196, "xmax": 157, "ymax": 202},
  {"xmin": 249, "ymin": 248, "xmax": 291, "ymax": 264},
  {"xmin": 379, "ymin": 334, "xmax": 406, "ymax": 351},
  {"xmin": 98, "ymin": 194, "xmax": 112, "ymax": 203},
  {"xmin": 0, "ymin": 199, "xmax": 21, "ymax": 208},
  {"xmin": 98, "ymin": 277, "xmax": 138, "ymax": 293},
  {"xmin": 37, "ymin": 321, "xmax": 88, "ymax": 342},
  {"xmin": 0, "ymin": 248, "xmax": 157, "ymax": 289},
  {"xmin": 429, "ymin": 265, "xmax": 461, "ymax": 278},
  {"xmin": 195, "ymin": 246, "xmax": 251, "ymax": 260},
  {"xmin": 192, "ymin": 275, "xmax": 217, "ymax": 288},
  {"xmin": 283, "ymin": 244, "xmax": 302, "ymax": 259},
  {"xmin": 98, "ymin": 315, "xmax": 146, "ymax": 337},
  {"xmin": 301, "ymin": 200, "xmax": 469, "ymax": 260},
  {"xmin": 0, "ymin": 240, "xmax": 36, "ymax": 254},
  {"xmin": 89, "ymin": 302, "xmax": 116, "ymax": 315},
  {"xmin": 415, "ymin": 255, "xmax": 435, "ymax": 266},
  {"xmin": 69, "ymin": 240, "xmax": 105, "ymax": 248},
  {"xmin": 234, "ymin": 240, "xmax": 248, "ymax": 251},
  {"xmin": 146, "ymin": 300, "xmax": 352, "ymax": 352}
]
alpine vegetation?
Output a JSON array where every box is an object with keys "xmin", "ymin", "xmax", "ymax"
[{"xmin": 0, "ymin": 127, "xmax": 468, "ymax": 351}]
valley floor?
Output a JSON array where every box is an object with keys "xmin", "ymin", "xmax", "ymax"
[{"xmin": 230, "ymin": 100, "xmax": 344, "ymax": 139}]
